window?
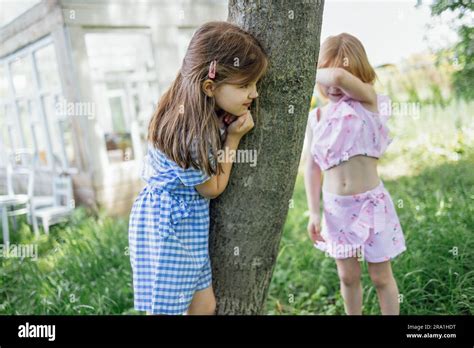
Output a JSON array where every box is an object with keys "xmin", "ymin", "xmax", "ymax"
[
  {"xmin": 85, "ymin": 31, "xmax": 158, "ymax": 163},
  {"xmin": 0, "ymin": 64, "xmax": 8, "ymax": 97},
  {"xmin": 0, "ymin": 65, "xmax": 10, "ymax": 153},
  {"xmin": 4, "ymin": 104, "xmax": 19, "ymax": 150},
  {"xmin": 43, "ymin": 94, "xmax": 75, "ymax": 168},
  {"xmin": 0, "ymin": 105, "xmax": 9, "ymax": 151},
  {"xmin": 0, "ymin": 37, "xmax": 74, "ymax": 171},
  {"xmin": 17, "ymin": 100, "xmax": 34, "ymax": 149},
  {"xmin": 31, "ymin": 100, "xmax": 49, "ymax": 166},
  {"xmin": 10, "ymin": 54, "xmax": 34, "ymax": 97},
  {"xmin": 34, "ymin": 44, "xmax": 61, "ymax": 91},
  {"xmin": 108, "ymin": 96, "xmax": 127, "ymax": 133}
]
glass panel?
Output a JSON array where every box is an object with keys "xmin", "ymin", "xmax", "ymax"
[
  {"xmin": 0, "ymin": 107, "xmax": 6, "ymax": 167},
  {"xmin": 85, "ymin": 33, "xmax": 155, "ymax": 75},
  {"xmin": 105, "ymin": 133, "xmax": 134, "ymax": 163},
  {"xmin": 34, "ymin": 44, "xmax": 61, "ymax": 91},
  {"xmin": 31, "ymin": 100, "xmax": 49, "ymax": 166},
  {"xmin": 43, "ymin": 95, "xmax": 60, "ymax": 166},
  {"xmin": 106, "ymin": 81, "xmax": 123, "ymax": 90},
  {"xmin": 132, "ymin": 94, "xmax": 140, "ymax": 118},
  {"xmin": 10, "ymin": 55, "xmax": 34, "ymax": 96},
  {"xmin": 109, "ymin": 96, "xmax": 127, "ymax": 133},
  {"xmin": 85, "ymin": 32, "xmax": 157, "ymax": 163},
  {"xmin": 148, "ymin": 81, "xmax": 159, "ymax": 100},
  {"xmin": 0, "ymin": 105, "xmax": 8, "ymax": 150},
  {"xmin": 0, "ymin": 64, "xmax": 8, "ymax": 100},
  {"xmin": 17, "ymin": 100, "xmax": 34, "ymax": 149},
  {"xmin": 5, "ymin": 104, "xmax": 18, "ymax": 150},
  {"xmin": 43, "ymin": 95, "xmax": 76, "ymax": 168},
  {"xmin": 106, "ymin": 96, "xmax": 134, "ymax": 162},
  {"xmin": 59, "ymin": 118, "xmax": 75, "ymax": 168},
  {"xmin": 133, "ymin": 91, "xmax": 148, "ymax": 142}
]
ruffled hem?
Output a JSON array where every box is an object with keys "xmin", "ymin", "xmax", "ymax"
[{"xmin": 314, "ymin": 242, "xmax": 406, "ymax": 263}]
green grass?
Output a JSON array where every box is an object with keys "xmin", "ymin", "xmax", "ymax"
[
  {"xmin": 267, "ymin": 100, "xmax": 474, "ymax": 315},
  {"xmin": 0, "ymin": 209, "xmax": 136, "ymax": 315},
  {"xmin": 1, "ymin": 100, "xmax": 473, "ymax": 315},
  {"xmin": 266, "ymin": 156, "xmax": 474, "ymax": 315}
]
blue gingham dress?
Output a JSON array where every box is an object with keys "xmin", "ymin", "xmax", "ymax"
[{"xmin": 128, "ymin": 143, "xmax": 213, "ymax": 314}]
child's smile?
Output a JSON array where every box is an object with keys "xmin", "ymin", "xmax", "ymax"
[
  {"xmin": 322, "ymin": 85, "xmax": 344, "ymax": 102},
  {"xmin": 212, "ymin": 81, "xmax": 258, "ymax": 117}
]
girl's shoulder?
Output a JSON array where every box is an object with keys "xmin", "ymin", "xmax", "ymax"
[{"xmin": 145, "ymin": 142, "xmax": 212, "ymax": 188}]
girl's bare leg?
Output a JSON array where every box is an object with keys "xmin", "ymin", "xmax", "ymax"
[
  {"xmin": 368, "ymin": 261, "xmax": 400, "ymax": 315},
  {"xmin": 145, "ymin": 286, "xmax": 216, "ymax": 315},
  {"xmin": 186, "ymin": 286, "xmax": 216, "ymax": 315},
  {"xmin": 336, "ymin": 257, "xmax": 363, "ymax": 315}
]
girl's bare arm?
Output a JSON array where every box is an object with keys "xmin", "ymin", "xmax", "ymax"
[
  {"xmin": 316, "ymin": 68, "xmax": 377, "ymax": 106},
  {"xmin": 195, "ymin": 135, "xmax": 240, "ymax": 199},
  {"xmin": 304, "ymin": 113, "xmax": 322, "ymax": 217}
]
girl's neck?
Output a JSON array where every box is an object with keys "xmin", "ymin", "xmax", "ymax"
[
  {"xmin": 215, "ymin": 108, "xmax": 226, "ymax": 118},
  {"xmin": 214, "ymin": 108, "xmax": 226, "ymax": 129}
]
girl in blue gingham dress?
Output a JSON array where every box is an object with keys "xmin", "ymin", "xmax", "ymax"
[
  {"xmin": 128, "ymin": 21, "xmax": 268, "ymax": 315},
  {"xmin": 129, "ymin": 144, "xmax": 214, "ymax": 314}
]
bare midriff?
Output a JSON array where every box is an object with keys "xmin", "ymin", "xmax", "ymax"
[{"xmin": 322, "ymin": 155, "xmax": 381, "ymax": 196}]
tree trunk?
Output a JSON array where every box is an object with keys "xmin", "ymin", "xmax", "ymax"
[{"xmin": 209, "ymin": 0, "xmax": 325, "ymax": 314}]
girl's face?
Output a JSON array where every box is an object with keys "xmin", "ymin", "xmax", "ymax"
[
  {"xmin": 320, "ymin": 84, "xmax": 344, "ymax": 103},
  {"xmin": 213, "ymin": 80, "xmax": 259, "ymax": 117}
]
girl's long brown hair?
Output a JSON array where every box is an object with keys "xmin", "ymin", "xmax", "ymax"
[{"xmin": 148, "ymin": 21, "xmax": 268, "ymax": 176}]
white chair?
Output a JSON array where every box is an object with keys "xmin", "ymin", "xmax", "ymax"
[
  {"xmin": 8, "ymin": 149, "xmax": 60, "ymax": 218},
  {"xmin": 1, "ymin": 194, "xmax": 32, "ymax": 247},
  {"xmin": 0, "ymin": 159, "xmax": 39, "ymax": 246},
  {"xmin": 34, "ymin": 174, "xmax": 74, "ymax": 234}
]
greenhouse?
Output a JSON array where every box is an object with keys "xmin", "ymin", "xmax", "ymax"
[{"xmin": 0, "ymin": 0, "xmax": 226, "ymax": 216}]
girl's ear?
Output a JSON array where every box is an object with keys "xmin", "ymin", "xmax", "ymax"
[{"xmin": 202, "ymin": 80, "xmax": 216, "ymax": 97}]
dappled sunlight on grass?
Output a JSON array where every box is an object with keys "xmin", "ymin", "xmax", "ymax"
[{"xmin": 380, "ymin": 100, "xmax": 474, "ymax": 179}]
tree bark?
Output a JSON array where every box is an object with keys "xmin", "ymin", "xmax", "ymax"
[{"xmin": 209, "ymin": 0, "xmax": 325, "ymax": 314}]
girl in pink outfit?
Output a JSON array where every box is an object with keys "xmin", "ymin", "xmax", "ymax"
[{"xmin": 305, "ymin": 33, "xmax": 406, "ymax": 315}]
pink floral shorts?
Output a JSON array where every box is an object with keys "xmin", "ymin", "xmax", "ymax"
[{"xmin": 314, "ymin": 181, "xmax": 406, "ymax": 263}]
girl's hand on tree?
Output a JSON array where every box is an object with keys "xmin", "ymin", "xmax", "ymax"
[
  {"xmin": 226, "ymin": 111, "xmax": 254, "ymax": 138},
  {"xmin": 308, "ymin": 213, "xmax": 324, "ymax": 243}
]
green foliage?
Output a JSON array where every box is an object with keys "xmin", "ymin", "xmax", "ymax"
[
  {"xmin": 431, "ymin": 0, "xmax": 473, "ymax": 17},
  {"xmin": 452, "ymin": 25, "xmax": 474, "ymax": 100},
  {"xmin": 431, "ymin": 0, "xmax": 474, "ymax": 101}
]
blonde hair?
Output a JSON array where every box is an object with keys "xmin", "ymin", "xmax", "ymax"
[{"xmin": 317, "ymin": 33, "xmax": 377, "ymax": 99}]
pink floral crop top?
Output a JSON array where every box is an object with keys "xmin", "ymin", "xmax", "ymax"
[{"xmin": 308, "ymin": 94, "xmax": 393, "ymax": 171}]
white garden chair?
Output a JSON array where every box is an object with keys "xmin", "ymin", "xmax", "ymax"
[
  {"xmin": 9, "ymin": 149, "xmax": 51, "ymax": 223},
  {"xmin": 0, "ymin": 159, "xmax": 39, "ymax": 246},
  {"xmin": 33, "ymin": 174, "xmax": 74, "ymax": 234}
]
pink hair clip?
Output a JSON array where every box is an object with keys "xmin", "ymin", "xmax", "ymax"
[{"xmin": 208, "ymin": 59, "xmax": 217, "ymax": 79}]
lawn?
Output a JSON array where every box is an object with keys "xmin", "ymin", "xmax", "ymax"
[
  {"xmin": 267, "ymin": 99, "xmax": 474, "ymax": 314},
  {"xmin": 1, "ymin": 99, "xmax": 473, "ymax": 315}
]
